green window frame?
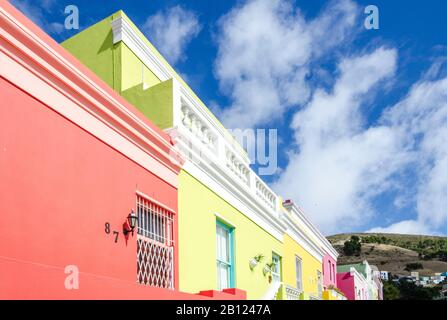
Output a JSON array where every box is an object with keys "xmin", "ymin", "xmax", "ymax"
[
  {"xmin": 271, "ymin": 253, "xmax": 282, "ymax": 283},
  {"xmin": 216, "ymin": 220, "xmax": 235, "ymax": 290}
]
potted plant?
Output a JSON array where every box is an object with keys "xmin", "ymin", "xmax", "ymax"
[
  {"xmin": 249, "ymin": 254, "xmax": 265, "ymax": 269},
  {"xmin": 263, "ymin": 261, "xmax": 277, "ymax": 283}
]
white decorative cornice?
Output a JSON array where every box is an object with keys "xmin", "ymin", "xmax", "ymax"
[
  {"xmin": 349, "ymin": 267, "xmax": 368, "ymax": 285},
  {"xmin": 283, "ymin": 200, "xmax": 339, "ymax": 260},
  {"xmin": 109, "ymin": 13, "xmax": 332, "ymax": 253},
  {"xmin": 109, "ymin": 15, "xmax": 288, "ymax": 240},
  {"xmin": 280, "ymin": 212, "xmax": 325, "ymax": 262},
  {"xmin": 171, "ymin": 126, "xmax": 286, "ymax": 241},
  {"xmin": 178, "ymin": 85, "xmax": 250, "ymax": 163},
  {"xmin": 111, "ymin": 16, "xmax": 171, "ymax": 82},
  {"xmin": 111, "ymin": 15, "xmax": 250, "ymax": 164}
]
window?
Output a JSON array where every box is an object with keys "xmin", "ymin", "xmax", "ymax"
[
  {"xmin": 295, "ymin": 256, "xmax": 303, "ymax": 291},
  {"xmin": 136, "ymin": 195, "xmax": 174, "ymax": 289},
  {"xmin": 332, "ymin": 263, "xmax": 336, "ymax": 282},
  {"xmin": 328, "ymin": 261, "xmax": 332, "ymax": 281},
  {"xmin": 137, "ymin": 199, "xmax": 172, "ymax": 244},
  {"xmin": 216, "ymin": 221, "xmax": 234, "ymax": 290},
  {"xmin": 271, "ymin": 253, "xmax": 281, "ymax": 283}
]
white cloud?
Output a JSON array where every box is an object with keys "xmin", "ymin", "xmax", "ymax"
[
  {"xmin": 48, "ymin": 22, "xmax": 65, "ymax": 34},
  {"xmin": 308, "ymin": 0, "xmax": 359, "ymax": 58},
  {"xmin": 274, "ymin": 52, "xmax": 447, "ymax": 236},
  {"xmin": 143, "ymin": 6, "xmax": 201, "ymax": 65},
  {"xmin": 273, "ymin": 47, "xmax": 411, "ymax": 234},
  {"xmin": 380, "ymin": 74, "xmax": 447, "ymax": 233},
  {"xmin": 216, "ymin": 0, "xmax": 447, "ymax": 236},
  {"xmin": 10, "ymin": 0, "xmax": 64, "ymax": 34},
  {"xmin": 367, "ymin": 220, "xmax": 435, "ymax": 235},
  {"xmin": 215, "ymin": 0, "xmax": 359, "ymax": 128},
  {"xmin": 11, "ymin": 0, "xmax": 46, "ymax": 27},
  {"xmin": 39, "ymin": 0, "xmax": 56, "ymax": 11}
]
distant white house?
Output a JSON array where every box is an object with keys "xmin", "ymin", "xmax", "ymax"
[
  {"xmin": 380, "ymin": 271, "xmax": 389, "ymax": 281},
  {"xmin": 440, "ymin": 285, "xmax": 447, "ymax": 300}
]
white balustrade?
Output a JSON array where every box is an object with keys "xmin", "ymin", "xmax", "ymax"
[
  {"xmin": 285, "ymin": 285, "xmax": 300, "ymax": 300},
  {"xmin": 255, "ymin": 177, "xmax": 277, "ymax": 210},
  {"xmin": 225, "ymin": 147, "xmax": 250, "ymax": 186},
  {"xmin": 178, "ymin": 96, "xmax": 280, "ymax": 215},
  {"xmin": 180, "ymin": 102, "xmax": 217, "ymax": 153}
]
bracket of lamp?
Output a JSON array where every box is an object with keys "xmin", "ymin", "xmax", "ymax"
[{"xmin": 123, "ymin": 210, "xmax": 138, "ymax": 236}]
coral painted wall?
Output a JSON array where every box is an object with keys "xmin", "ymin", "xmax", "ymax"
[
  {"xmin": 0, "ymin": 0, "xmax": 247, "ymax": 300},
  {"xmin": 0, "ymin": 76, "xmax": 180, "ymax": 298}
]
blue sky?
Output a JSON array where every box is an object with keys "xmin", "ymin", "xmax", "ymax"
[{"xmin": 10, "ymin": 0, "xmax": 447, "ymax": 236}]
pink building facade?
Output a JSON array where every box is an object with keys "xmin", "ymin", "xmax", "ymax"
[
  {"xmin": 337, "ymin": 268, "xmax": 369, "ymax": 300},
  {"xmin": 323, "ymin": 253, "xmax": 337, "ymax": 290}
]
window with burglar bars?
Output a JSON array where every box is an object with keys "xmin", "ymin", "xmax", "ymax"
[{"xmin": 136, "ymin": 195, "xmax": 174, "ymax": 290}]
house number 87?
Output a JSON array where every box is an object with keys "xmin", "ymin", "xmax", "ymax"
[{"xmin": 105, "ymin": 222, "xmax": 119, "ymax": 243}]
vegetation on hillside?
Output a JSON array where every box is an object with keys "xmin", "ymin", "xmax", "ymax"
[
  {"xmin": 360, "ymin": 235, "xmax": 447, "ymax": 261},
  {"xmin": 330, "ymin": 233, "xmax": 447, "ymax": 300},
  {"xmin": 343, "ymin": 235, "xmax": 362, "ymax": 256},
  {"xmin": 383, "ymin": 279, "xmax": 442, "ymax": 300},
  {"xmin": 383, "ymin": 281, "xmax": 400, "ymax": 300},
  {"xmin": 329, "ymin": 233, "xmax": 447, "ymax": 261},
  {"xmin": 404, "ymin": 262, "xmax": 424, "ymax": 272},
  {"xmin": 328, "ymin": 233, "xmax": 447, "ymax": 276}
]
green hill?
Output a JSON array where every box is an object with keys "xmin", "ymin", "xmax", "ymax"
[{"xmin": 327, "ymin": 233, "xmax": 447, "ymax": 276}]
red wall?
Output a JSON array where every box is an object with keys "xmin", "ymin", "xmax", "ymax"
[{"xmin": 0, "ymin": 76, "xmax": 184, "ymax": 299}]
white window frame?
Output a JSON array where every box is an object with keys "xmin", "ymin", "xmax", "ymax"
[{"xmin": 295, "ymin": 255, "xmax": 303, "ymax": 291}]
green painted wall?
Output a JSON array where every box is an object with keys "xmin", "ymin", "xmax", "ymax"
[
  {"xmin": 113, "ymin": 11, "xmax": 248, "ymax": 158},
  {"xmin": 61, "ymin": 13, "xmax": 122, "ymax": 91},
  {"xmin": 62, "ymin": 10, "xmax": 247, "ymax": 157},
  {"xmin": 61, "ymin": 10, "xmax": 167, "ymax": 97},
  {"xmin": 178, "ymin": 170, "xmax": 283, "ymax": 299},
  {"xmin": 62, "ymin": 14, "xmax": 169, "ymax": 127},
  {"xmin": 121, "ymin": 79, "xmax": 173, "ymax": 129}
]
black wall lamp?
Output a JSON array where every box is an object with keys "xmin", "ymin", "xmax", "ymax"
[{"xmin": 123, "ymin": 210, "xmax": 138, "ymax": 236}]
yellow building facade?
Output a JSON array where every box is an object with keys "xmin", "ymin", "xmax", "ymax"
[
  {"xmin": 280, "ymin": 202, "xmax": 326, "ymax": 300},
  {"xmin": 282, "ymin": 234, "xmax": 323, "ymax": 299},
  {"xmin": 178, "ymin": 171, "xmax": 285, "ymax": 299}
]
